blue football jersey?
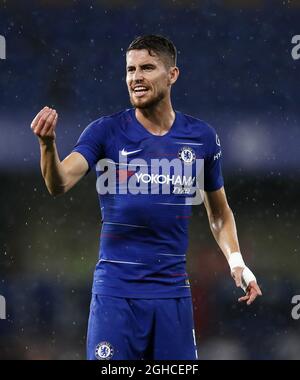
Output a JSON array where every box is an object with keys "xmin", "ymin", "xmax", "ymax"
[{"xmin": 72, "ymin": 108, "xmax": 223, "ymax": 298}]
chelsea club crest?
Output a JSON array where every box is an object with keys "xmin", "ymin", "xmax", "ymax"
[
  {"xmin": 95, "ymin": 341, "xmax": 115, "ymax": 360},
  {"xmin": 178, "ymin": 146, "xmax": 196, "ymax": 165}
]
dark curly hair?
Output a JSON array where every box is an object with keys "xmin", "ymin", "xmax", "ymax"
[{"xmin": 127, "ymin": 34, "xmax": 177, "ymax": 67}]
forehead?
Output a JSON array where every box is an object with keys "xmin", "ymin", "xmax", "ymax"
[{"xmin": 126, "ymin": 49, "xmax": 163, "ymax": 67}]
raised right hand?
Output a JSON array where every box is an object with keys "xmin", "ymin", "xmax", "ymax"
[{"xmin": 31, "ymin": 106, "xmax": 58, "ymax": 144}]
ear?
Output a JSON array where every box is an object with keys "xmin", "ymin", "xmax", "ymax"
[{"xmin": 168, "ymin": 66, "xmax": 179, "ymax": 86}]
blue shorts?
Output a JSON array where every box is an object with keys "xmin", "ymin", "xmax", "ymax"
[{"xmin": 87, "ymin": 294, "xmax": 198, "ymax": 360}]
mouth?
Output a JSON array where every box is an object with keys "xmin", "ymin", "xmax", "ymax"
[{"xmin": 132, "ymin": 86, "xmax": 149, "ymax": 98}]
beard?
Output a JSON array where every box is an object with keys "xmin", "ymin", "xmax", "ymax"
[{"xmin": 129, "ymin": 89, "xmax": 166, "ymax": 110}]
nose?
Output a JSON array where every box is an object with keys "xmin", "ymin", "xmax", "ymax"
[{"xmin": 132, "ymin": 68, "xmax": 144, "ymax": 82}]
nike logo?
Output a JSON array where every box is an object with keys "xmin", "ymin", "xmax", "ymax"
[{"xmin": 121, "ymin": 148, "xmax": 143, "ymax": 156}]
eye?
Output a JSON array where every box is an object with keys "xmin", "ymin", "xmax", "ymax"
[{"xmin": 127, "ymin": 67, "xmax": 135, "ymax": 73}]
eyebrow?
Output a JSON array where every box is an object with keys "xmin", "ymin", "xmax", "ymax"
[{"xmin": 127, "ymin": 63, "xmax": 156, "ymax": 70}]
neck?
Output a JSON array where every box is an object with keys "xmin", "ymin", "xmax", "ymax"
[{"xmin": 135, "ymin": 99, "xmax": 175, "ymax": 136}]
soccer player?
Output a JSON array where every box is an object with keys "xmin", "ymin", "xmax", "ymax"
[{"xmin": 30, "ymin": 35, "xmax": 262, "ymax": 360}]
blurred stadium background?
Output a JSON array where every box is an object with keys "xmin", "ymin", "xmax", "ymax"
[{"xmin": 1, "ymin": 0, "xmax": 300, "ymax": 359}]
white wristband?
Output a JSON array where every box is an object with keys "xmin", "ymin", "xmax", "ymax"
[
  {"xmin": 228, "ymin": 252, "xmax": 245, "ymax": 271},
  {"xmin": 242, "ymin": 267, "xmax": 256, "ymax": 287},
  {"xmin": 228, "ymin": 252, "xmax": 257, "ymax": 292}
]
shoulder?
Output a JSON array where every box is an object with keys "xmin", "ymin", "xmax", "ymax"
[
  {"xmin": 180, "ymin": 112, "xmax": 219, "ymax": 143},
  {"xmin": 82, "ymin": 109, "xmax": 130, "ymax": 136},
  {"xmin": 88, "ymin": 109, "xmax": 129, "ymax": 128}
]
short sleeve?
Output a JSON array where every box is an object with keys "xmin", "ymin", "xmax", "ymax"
[
  {"xmin": 204, "ymin": 127, "xmax": 224, "ymax": 192},
  {"xmin": 72, "ymin": 117, "xmax": 107, "ymax": 174}
]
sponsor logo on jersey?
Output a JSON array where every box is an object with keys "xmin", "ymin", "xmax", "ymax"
[
  {"xmin": 214, "ymin": 150, "xmax": 222, "ymax": 161},
  {"xmin": 135, "ymin": 173, "xmax": 195, "ymax": 186},
  {"xmin": 96, "ymin": 157, "xmax": 205, "ymax": 205},
  {"xmin": 95, "ymin": 341, "xmax": 115, "ymax": 360}
]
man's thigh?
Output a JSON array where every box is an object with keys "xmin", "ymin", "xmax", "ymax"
[
  {"xmin": 153, "ymin": 297, "xmax": 198, "ymax": 360},
  {"xmin": 86, "ymin": 294, "xmax": 151, "ymax": 360}
]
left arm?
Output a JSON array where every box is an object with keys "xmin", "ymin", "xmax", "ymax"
[{"xmin": 204, "ymin": 186, "xmax": 262, "ymax": 305}]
